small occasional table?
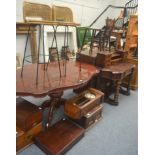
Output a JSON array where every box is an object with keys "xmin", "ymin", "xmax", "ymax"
[{"xmin": 99, "ymin": 62, "xmax": 135, "ymax": 105}]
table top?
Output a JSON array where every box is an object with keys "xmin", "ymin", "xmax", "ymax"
[
  {"xmin": 100, "ymin": 62, "xmax": 135, "ymax": 80},
  {"xmin": 102, "ymin": 62, "xmax": 135, "ymax": 73},
  {"xmin": 17, "ymin": 21, "xmax": 80, "ymax": 27},
  {"xmin": 16, "ymin": 61, "xmax": 98, "ymax": 97}
]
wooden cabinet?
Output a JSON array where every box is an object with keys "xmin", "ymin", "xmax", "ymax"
[
  {"xmin": 125, "ymin": 14, "xmax": 138, "ymax": 58},
  {"xmin": 123, "ymin": 14, "xmax": 138, "ymax": 90}
]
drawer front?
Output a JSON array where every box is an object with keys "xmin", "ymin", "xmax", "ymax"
[
  {"xmin": 25, "ymin": 122, "xmax": 42, "ymax": 144},
  {"xmin": 85, "ymin": 117, "xmax": 95, "ymax": 128},
  {"xmin": 16, "ymin": 123, "xmax": 42, "ymax": 152},
  {"xmin": 16, "ymin": 131, "xmax": 26, "ymax": 151},
  {"xmin": 26, "ymin": 112, "xmax": 42, "ymax": 131},
  {"xmin": 81, "ymin": 104, "xmax": 103, "ymax": 128},
  {"xmin": 82, "ymin": 101, "xmax": 99, "ymax": 117}
]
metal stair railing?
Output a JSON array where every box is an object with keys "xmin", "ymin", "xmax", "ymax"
[{"xmin": 89, "ymin": 0, "xmax": 138, "ymax": 28}]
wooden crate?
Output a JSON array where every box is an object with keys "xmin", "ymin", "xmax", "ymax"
[
  {"xmin": 16, "ymin": 123, "xmax": 42, "ymax": 152},
  {"xmin": 65, "ymin": 88, "xmax": 104, "ymax": 119}
]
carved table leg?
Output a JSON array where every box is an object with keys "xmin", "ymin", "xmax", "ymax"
[
  {"xmin": 120, "ymin": 68, "xmax": 134, "ymax": 96},
  {"xmin": 104, "ymin": 80, "xmax": 121, "ymax": 105},
  {"xmin": 114, "ymin": 80, "xmax": 121, "ymax": 105},
  {"xmin": 46, "ymin": 91, "xmax": 63, "ymax": 128},
  {"xmin": 126, "ymin": 68, "xmax": 134, "ymax": 95}
]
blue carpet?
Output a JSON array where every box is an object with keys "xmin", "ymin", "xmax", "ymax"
[{"xmin": 18, "ymin": 90, "xmax": 138, "ymax": 155}]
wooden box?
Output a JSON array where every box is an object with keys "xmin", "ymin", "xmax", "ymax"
[
  {"xmin": 35, "ymin": 119, "xmax": 85, "ymax": 155},
  {"xmin": 16, "ymin": 97, "xmax": 42, "ymax": 131},
  {"xmin": 65, "ymin": 88, "xmax": 104, "ymax": 119},
  {"xmin": 16, "ymin": 123, "xmax": 42, "ymax": 152},
  {"xmin": 16, "ymin": 126, "xmax": 26, "ymax": 152},
  {"xmin": 71, "ymin": 104, "xmax": 103, "ymax": 129}
]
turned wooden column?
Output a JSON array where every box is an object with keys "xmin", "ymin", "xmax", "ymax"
[
  {"xmin": 114, "ymin": 80, "xmax": 121, "ymax": 105},
  {"xmin": 46, "ymin": 91, "xmax": 64, "ymax": 128},
  {"xmin": 126, "ymin": 68, "xmax": 134, "ymax": 95}
]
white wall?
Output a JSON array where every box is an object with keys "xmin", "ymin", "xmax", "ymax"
[{"xmin": 16, "ymin": 0, "xmax": 129, "ymax": 56}]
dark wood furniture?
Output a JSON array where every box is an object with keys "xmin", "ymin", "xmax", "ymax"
[
  {"xmin": 16, "ymin": 126, "xmax": 25, "ymax": 152},
  {"xmin": 16, "ymin": 97, "xmax": 42, "ymax": 131},
  {"xmin": 16, "ymin": 61, "xmax": 98, "ymax": 127},
  {"xmin": 98, "ymin": 62, "xmax": 135, "ymax": 105},
  {"xmin": 16, "ymin": 98, "xmax": 43, "ymax": 152},
  {"xmin": 16, "ymin": 123, "xmax": 42, "ymax": 152},
  {"xmin": 35, "ymin": 119, "xmax": 85, "ymax": 155},
  {"xmin": 77, "ymin": 49, "xmax": 127, "ymax": 68},
  {"xmin": 64, "ymin": 88, "xmax": 104, "ymax": 119},
  {"xmin": 70, "ymin": 104, "xmax": 103, "ymax": 129}
]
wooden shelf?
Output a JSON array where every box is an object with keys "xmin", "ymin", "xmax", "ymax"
[{"xmin": 17, "ymin": 21, "xmax": 80, "ymax": 27}]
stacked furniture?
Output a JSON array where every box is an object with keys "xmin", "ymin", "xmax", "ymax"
[
  {"xmin": 16, "ymin": 1, "xmax": 138, "ymax": 154},
  {"xmin": 16, "ymin": 98, "xmax": 42, "ymax": 152},
  {"xmin": 123, "ymin": 14, "xmax": 138, "ymax": 90},
  {"xmin": 65, "ymin": 88, "xmax": 104, "ymax": 129}
]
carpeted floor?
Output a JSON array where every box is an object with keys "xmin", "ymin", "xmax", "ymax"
[{"xmin": 18, "ymin": 89, "xmax": 138, "ymax": 155}]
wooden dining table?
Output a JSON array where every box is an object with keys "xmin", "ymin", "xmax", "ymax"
[{"xmin": 16, "ymin": 60, "xmax": 98, "ymax": 127}]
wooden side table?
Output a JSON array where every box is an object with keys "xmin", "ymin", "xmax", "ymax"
[{"xmin": 99, "ymin": 62, "xmax": 135, "ymax": 105}]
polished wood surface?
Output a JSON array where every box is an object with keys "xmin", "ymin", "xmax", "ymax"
[
  {"xmin": 35, "ymin": 119, "xmax": 85, "ymax": 155},
  {"xmin": 16, "ymin": 61, "xmax": 98, "ymax": 97},
  {"xmin": 101, "ymin": 62, "xmax": 135, "ymax": 79}
]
